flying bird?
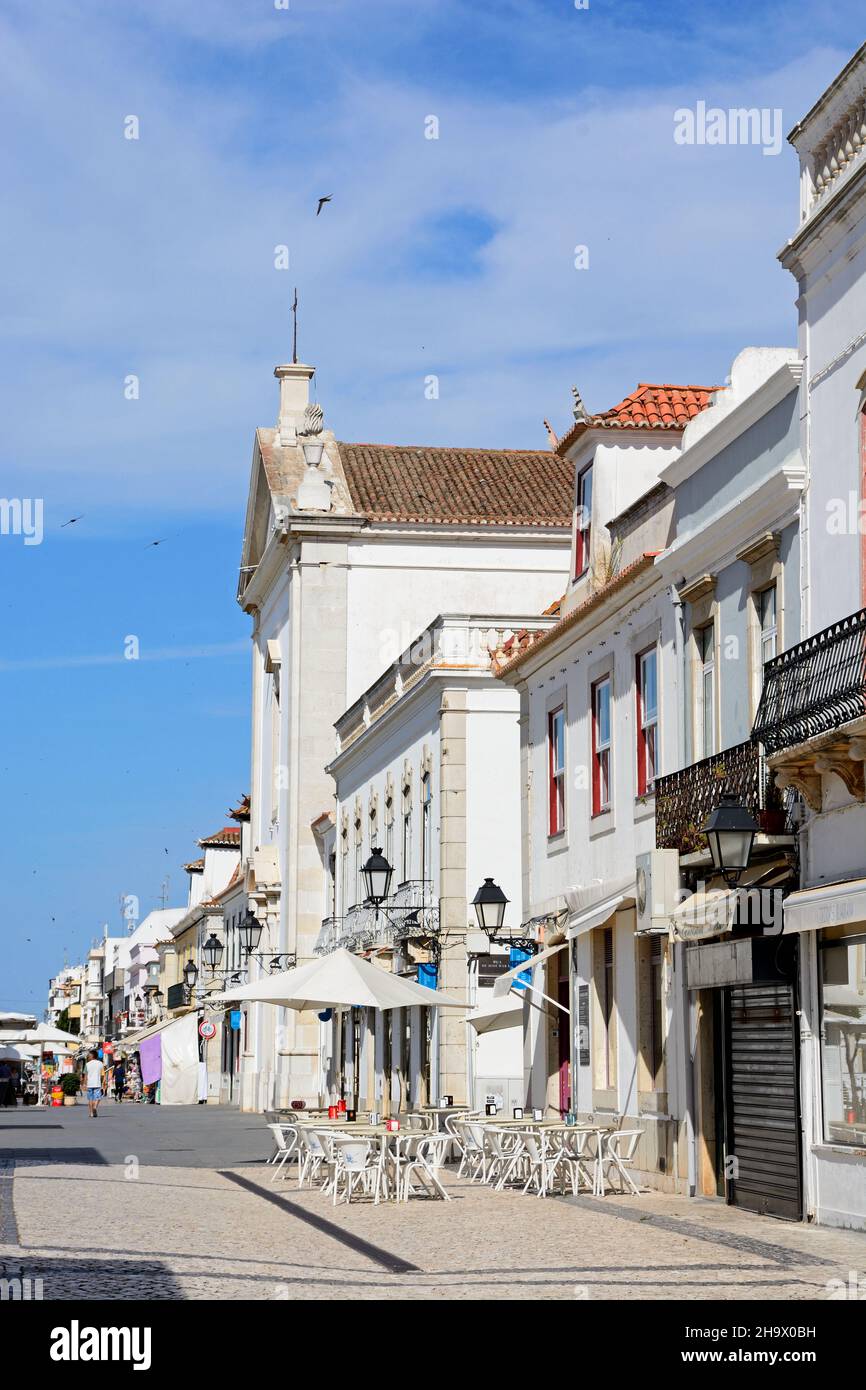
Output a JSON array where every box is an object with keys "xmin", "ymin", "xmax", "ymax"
[
  {"xmin": 61, "ymin": 516, "xmax": 84, "ymax": 528},
  {"xmin": 316, "ymin": 196, "xmax": 332, "ymax": 216},
  {"xmin": 145, "ymin": 539, "xmax": 168, "ymax": 548}
]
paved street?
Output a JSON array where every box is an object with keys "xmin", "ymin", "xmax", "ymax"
[{"xmin": 2, "ymin": 1105, "xmax": 865, "ymax": 1301}]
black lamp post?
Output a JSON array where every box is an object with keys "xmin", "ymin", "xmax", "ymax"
[
  {"xmin": 183, "ymin": 958, "xmax": 198, "ymax": 991},
  {"xmin": 362, "ymin": 848, "xmax": 394, "ymax": 907},
  {"xmin": 202, "ymin": 933, "xmax": 224, "ymax": 973},
  {"xmin": 472, "ymin": 878, "xmax": 509, "ymax": 938},
  {"xmin": 238, "ymin": 909, "xmax": 264, "ymax": 957},
  {"xmin": 702, "ymin": 792, "xmax": 759, "ymax": 887}
]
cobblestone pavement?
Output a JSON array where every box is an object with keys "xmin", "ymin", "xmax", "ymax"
[{"xmin": 2, "ymin": 1107, "xmax": 865, "ymax": 1300}]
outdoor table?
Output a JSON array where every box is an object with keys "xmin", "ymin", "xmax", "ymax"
[{"xmin": 300, "ymin": 1122, "xmax": 449, "ymax": 1201}]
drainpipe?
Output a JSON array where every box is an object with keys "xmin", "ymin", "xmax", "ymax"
[{"xmin": 669, "ymin": 581, "xmax": 697, "ymax": 1196}]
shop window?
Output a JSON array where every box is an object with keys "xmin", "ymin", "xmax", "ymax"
[{"xmin": 820, "ymin": 928, "xmax": 866, "ymax": 1145}]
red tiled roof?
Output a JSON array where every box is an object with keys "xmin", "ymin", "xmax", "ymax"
[
  {"xmin": 495, "ymin": 554, "xmax": 660, "ymax": 676},
  {"xmin": 556, "ymin": 384, "xmax": 720, "ymax": 456},
  {"xmin": 228, "ymin": 794, "xmax": 250, "ymax": 822},
  {"xmin": 335, "ymin": 443, "xmax": 573, "ymax": 527},
  {"xmin": 183, "ymin": 858, "xmax": 204, "ymax": 873},
  {"xmin": 198, "ymin": 827, "xmax": 242, "ymax": 848}
]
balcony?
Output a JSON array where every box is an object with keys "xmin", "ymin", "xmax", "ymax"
[
  {"xmin": 314, "ymin": 882, "xmax": 440, "ymax": 956},
  {"xmin": 655, "ymin": 740, "xmax": 783, "ymax": 855},
  {"xmin": 751, "ymin": 607, "xmax": 866, "ymax": 811}
]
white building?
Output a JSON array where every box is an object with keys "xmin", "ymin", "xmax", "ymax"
[
  {"xmin": 320, "ymin": 610, "xmax": 559, "ymax": 1115},
  {"xmin": 501, "ymin": 356, "xmax": 805, "ymax": 1207},
  {"xmin": 753, "ymin": 42, "xmax": 866, "ymax": 1230},
  {"xmin": 234, "ymin": 361, "xmax": 572, "ymax": 1110}
]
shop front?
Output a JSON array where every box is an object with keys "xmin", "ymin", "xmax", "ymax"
[{"xmin": 783, "ymin": 879, "xmax": 866, "ymax": 1232}]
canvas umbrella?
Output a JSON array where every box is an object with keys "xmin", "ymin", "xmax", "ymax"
[
  {"xmin": 20, "ymin": 1023, "xmax": 82, "ymax": 1106},
  {"xmin": 211, "ymin": 948, "xmax": 463, "ymax": 1011}
]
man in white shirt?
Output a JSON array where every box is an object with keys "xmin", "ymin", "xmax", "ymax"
[{"xmin": 84, "ymin": 1052, "xmax": 104, "ymax": 1118}]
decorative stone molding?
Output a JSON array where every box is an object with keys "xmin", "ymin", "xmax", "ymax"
[
  {"xmin": 773, "ymin": 764, "xmax": 822, "ymax": 811},
  {"xmin": 737, "ymin": 532, "xmax": 779, "ymax": 567},
  {"xmin": 680, "ymin": 573, "xmax": 716, "ymax": 605},
  {"xmin": 814, "ymin": 751, "xmax": 866, "ymax": 800}
]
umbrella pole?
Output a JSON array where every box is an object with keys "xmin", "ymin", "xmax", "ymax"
[{"xmin": 37, "ymin": 1043, "xmax": 45, "ymax": 1108}]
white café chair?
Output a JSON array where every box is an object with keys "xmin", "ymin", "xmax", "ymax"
[
  {"xmin": 296, "ymin": 1128, "xmax": 329, "ymax": 1189},
  {"xmin": 483, "ymin": 1127, "xmax": 526, "ymax": 1191},
  {"xmin": 599, "ymin": 1129, "xmax": 643, "ymax": 1196},
  {"xmin": 400, "ymin": 1134, "xmax": 451, "ymax": 1202},
  {"xmin": 520, "ymin": 1130, "xmax": 570, "ymax": 1197},
  {"xmin": 557, "ymin": 1127, "xmax": 602, "ymax": 1196},
  {"xmin": 330, "ymin": 1136, "xmax": 385, "ymax": 1205},
  {"xmin": 268, "ymin": 1124, "xmax": 299, "ymax": 1182}
]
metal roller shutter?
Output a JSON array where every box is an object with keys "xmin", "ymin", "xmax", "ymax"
[{"xmin": 724, "ymin": 983, "xmax": 802, "ymax": 1221}]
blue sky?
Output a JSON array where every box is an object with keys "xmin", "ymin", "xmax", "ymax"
[{"xmin": 1, "ymin": 0, "xmax": 861, "ymax": 1013}]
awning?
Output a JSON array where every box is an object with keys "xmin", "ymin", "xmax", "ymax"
[
  {"xmin": 466, "ymin": 994, "xmax": 524, "ymax": 1034},
  {"xmin": 492, "ymin": 941, "xmax": 567, "ymax": 998},
  {"xmin": 121, "ymin": 1016, "xmax": 177, "ymax": 1047},
  {"xmin": 670, "ymin": 889, "xmax": 737, "ymax": 942},
  {"xmin": 782, "ymin": 878, "xmax": 866, "ymax": 935},
  {"xmin": 568, "ymin": 891, "xmax": 632, "ymax": 940}
]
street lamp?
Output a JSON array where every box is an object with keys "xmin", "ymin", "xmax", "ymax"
[
  {"xmin": 183, "ymin": 958, "xmax": 198, "ymax": 991},
  {"xmin": 702, "ymin": 792, "xmax": 758, "ymax": 888},
  {"xmin": 362, "ymin": 848, "xmax": 394, "ymax": 907},
  {"xmin": 472, "ymin": 878, "xmax": 509, "ymax": 938},
  {"xmin": 202, "ymin": 933, "xmax": 224, "ymax": 973},
  {"xmin": 238, "ymin": 909, "xmax": 264, "ymax": 957}
]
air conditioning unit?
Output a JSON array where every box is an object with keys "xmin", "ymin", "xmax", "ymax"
[{"xmin": 635, "ymin": 849, "xmax": 679, "ymax": 935}]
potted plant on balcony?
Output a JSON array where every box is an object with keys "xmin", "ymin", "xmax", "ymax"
[
  {"xmin": 759, "ymin": 776, "xmax": 787, "ymax": 835},
  {"xmin": 60, "ymin": 1073, "xmax": 81, "ymax": 1106}
]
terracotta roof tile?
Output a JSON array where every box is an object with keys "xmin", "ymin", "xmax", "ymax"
[
  {"xmin": 198, "ymin": 827, "xmax": 242, "ymax": 848},
  {"xmin": 335, "ymin": 443, "xmax": 573, "ymax": 527},
  {"xmin": 228, "ymin": 794, "xmax": 250, "ymax": 822},
  {"xmin": 556, "ymin": 383, "xmax": 720, "ymax": 456},
  {"xmin": 183, "ymin": 858, "xmax": 204, "ymax": 873}
]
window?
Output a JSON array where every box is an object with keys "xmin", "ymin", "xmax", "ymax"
[
  {"xmin": 340, "ymin": 830, "xmax": 348, "ymax": 915},
  {"xmin": 819, "ymin": 927, "xmax": 866, "ymax": 1146},
  {"xmin": 758, "ymin": 585, "xmax": 777, "ymax": 667},
  {"xmin": 591, "ymin": 677, "xmax": 612, "ymax": 815},
  {"xmin": 401, "ymin": 774, "xmax": 413, "ymax": 881},
  {"xmin": 696, "ymin": 624, "xmax": 715, "ymax": 758},
  {"xmin": 384, "ymin": 786, "xmax": 394, "ymax": 867},
  {"xmin": 548, "ymin": 707, "xmax": 566, "ymax": 835},
  {"xmin": 421, "ymin": 771, "xmax": 432, "ymax": 881},
  {"xmin": 636, "ymin": 647, "xmax": 658, "ymax": 795},
  {"xmin": 574, "ymin": 465, "xmax": 593, "ymax": 579}
]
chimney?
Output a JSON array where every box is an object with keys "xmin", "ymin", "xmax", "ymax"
[{"xmin": 274, "ymin": 362, "xmax": 316, "ymax": 446}]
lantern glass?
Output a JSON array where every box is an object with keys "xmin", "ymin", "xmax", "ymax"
[
  {"xmin": 471, "ymin": 878, "xmax": 509, "ymax": 936},
  {"xmin": 702, "ymin": 794, "xmax": 758, "ymax": 886},
  {"xmin": 238, "ymin": 909, "xmax": 264, "ymax": 956},
  {"xmin": 202, "ymin": 933, "xmax": 224, "ymax": 971},
  {"xmin": 183, "ymin": 958, "xmax": 198, "ymax": 988},
  {"xmin": 302, "ymin": 439, "xmax": 325, "ymax": 467},
  {"xmin": 362, "ymin": 848, "xmax": 393, "ymax": 906}
]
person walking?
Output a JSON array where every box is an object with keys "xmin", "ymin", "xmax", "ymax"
[
  {"xmin": 85, "ymin": 1051, "xmax": 104, "ymax": 1118},
  {"xmin": 112, "ymin": 1057, "xmax": 126, "ymax": 1103}
]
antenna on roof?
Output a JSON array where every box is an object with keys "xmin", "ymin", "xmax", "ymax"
[{"xmin": 291, "ymin": 287, "xmax": 298, "ymax": 365}]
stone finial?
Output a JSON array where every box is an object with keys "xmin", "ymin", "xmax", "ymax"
[
  {"xmin": 300, "ymin": 402, "xmax": 324, "ymax": 437},
  {"xmin": 543, "ymin": 419, "xmax": 559, "ymax": 447},
  {"xmin": 571, "ymin": 386, "xmax": 588, "ymax": 422}
]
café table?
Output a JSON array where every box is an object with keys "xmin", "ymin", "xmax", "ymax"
[{"xmin": 300, "ymin": 1121, "xmax": 449, "ymax": 1202}]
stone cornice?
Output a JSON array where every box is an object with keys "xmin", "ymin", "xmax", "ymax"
[{"xmin": 659, "ymin": 361, "xmax": 802, "ymax": 491}]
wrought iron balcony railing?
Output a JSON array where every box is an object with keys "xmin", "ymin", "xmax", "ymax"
[
  {"xmin": 315, "ymin": 883, "xmax": 440, "ymax": 955},
  {"xmin": 752, "ymin": 607, "xmax": 866, "ymax": 755},
  {"xmin": 655, "ymin": 739, "xmax": 767, "ymax": 855}
]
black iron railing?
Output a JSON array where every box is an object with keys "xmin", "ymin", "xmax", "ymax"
[
  {"xmin": 655, "ymin": 740, "xmax": 765, "ymax": 854},
  {"xmin": 752, "ymin": 607, "xmax": 866, "ymax": 755}
]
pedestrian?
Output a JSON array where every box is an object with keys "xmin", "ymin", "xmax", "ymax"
[
  {"xmin": 112, "ymin": 1057, "xmax": 126, "ymax": 1103},
  {"xmin": 0, "ymin": 1061, "xmax": 15, "ymax": 1108},
  {"xmin": 84, "ymin": 1050, "xmax": 103, "ymax": 1118}
]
